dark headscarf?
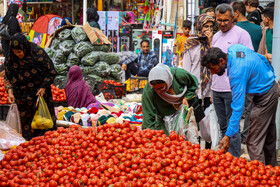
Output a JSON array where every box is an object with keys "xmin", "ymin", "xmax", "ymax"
[
  {"xmin": 10, "ymin": 32, "xmax": 31, "ymax": 55},
  {"xmin": 5, "ymin": 33, "xmax": 44, "ymax": 82},
  {"xmin": 2, "ymin": 3, "xmax": 19, "ymax": 24},
  {"xmin": 65, "ymin": 65, "xmax": 97, "ymax": 108},
  {"xmin": 185, "ymin": 14, "xmax": 214, "ymax": 99},
  {"xmin": 87, "ymin": 8, "xmax": 99, "ymax": 22}
]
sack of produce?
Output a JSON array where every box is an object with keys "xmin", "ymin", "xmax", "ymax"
[
  {"xmin": 92, "ymin": 44, "xmax": 111, "ymax": 52},
  {"xmin": 55, "ymin": 64, "xmax": 68, "ymax": 76},
  {"xmin": 59, "ymin": 40, "xmax": 76, "ymax": 56},
  {"xmin": 71, "ymin": 27, "xmax": 89, "ymax": 43},
  {"xmin": 53, "ymin": 75, "xmax": 68, "ymax": 88},
  {"xmin": 83, "ymin": 74, "xmax": 99, "ymax": 92},
  {"xmin": 80, "ymin": 66, "xmax": 95, "ymax": 75},
  {"xmin": 110, "ymin": 64, "xmax": 122, "ymax": 80},
  {"xmin": 117, "ymin": 51, "xmax": 136, "ymax": 65},
  {"xmin": 58, "ymin": 29, "xmax": 72, "ymax": 41},
  {"xmin": 99, "ymin": 52, "xmax": 120, "ymax": 65},
  {"xmin": 31, "ymin": 96, "xmax": 54, "ymax": 130},
  {"xmin": 52, "ymin": 49, "xmax": 67, "ymax": 65},
  {"xmin": 93, "ymin": 61, "xmax": 111, "ymax": 78},
  {"xmin": 50, "ymin": 38, "xmax": 60, "ymax": 50},
  {"xmin": 74, "ymin": 41, "xmax": 94, "ymax": 58},
  {"xmin": 87, "ymin": 74, "xmax": 103, "ymax": 82},
  {"xmin": 44, "ymin": 48, "xmax": 54, "ymax": 58},
  {"xmin": 81, "ymin": 51, "xmax": 100, "ymax": 66},
  {"xmin": 67, "ymin": 53, "xmax": 80, "ymax": 67}
]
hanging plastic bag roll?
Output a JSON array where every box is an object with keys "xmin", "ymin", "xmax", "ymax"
[
  {"xmin": 31, "ymin": 96, "xmax": 54, "ymax": 130},
  {"xmin": 6, "ymin": 103, "xmax": 22, "ymax": 134}
]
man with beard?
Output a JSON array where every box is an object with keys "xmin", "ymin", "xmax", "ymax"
[
  {"xmin": 211, "ymin": 4, "xmax": 253, "ymax": 157},
  {"xmin": 202, "ymin": 44, "xmax": 278, "ymax": 166}
]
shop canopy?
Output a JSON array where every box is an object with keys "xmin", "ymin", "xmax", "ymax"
[{"xmin": 28, "ymin": 14, "xmax": 62, "ymax": 48}]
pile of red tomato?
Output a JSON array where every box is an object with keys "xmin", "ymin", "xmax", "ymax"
[
  {"xmin": 1, "ymin": 123, "xmax": 280, "ymax": 187},
  {"xmin": 0, "ymin": 77, "xmax": 10, "ymax": 105},
  {"xmin": 103, "ymin": 80, "xmax": 122, "ymax": 86},
  {"xmin": 51, "ymin": 84, "xmax": 66, "ymax": 102}
]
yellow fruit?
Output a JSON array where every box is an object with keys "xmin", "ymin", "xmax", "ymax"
[
  {"xmin": 31, "ymin": 121, "xmax": 38, "ymax": 129},
  {"xmin": 43, "ymin": 119, "xmax": 53, "ymax": 129},
  {"xmin": 35, "ymin": 117, "xmax": 43, "ymax": 128}
]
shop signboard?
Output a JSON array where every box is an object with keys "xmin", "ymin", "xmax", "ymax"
[
  {"xmin": 107, "ymin": 11, "xmax": 120, "ymax": 52},
  {"xmin": 162, "ymin": 31, "xmax": 174, "ymax": 66},
  {"xmin": 97, "ymin": 11, "xmax": 107, "ymax": 36},
  {"xmin": 152, "ymin": 30, "xmax": 163, "ymax": 63}
]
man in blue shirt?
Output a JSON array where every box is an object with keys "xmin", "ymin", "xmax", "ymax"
[
  {"xmin": 122, "ymin": 40, "xmax": 158, "ymax": 80},
  {"xmin": 202, "ymin": 44, "xmax": 278, "ymax": 166}
]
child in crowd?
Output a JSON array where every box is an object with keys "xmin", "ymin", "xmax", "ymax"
[{"xmin": 174, "ymin": 20, "xmax": 192, "ymax": 66}]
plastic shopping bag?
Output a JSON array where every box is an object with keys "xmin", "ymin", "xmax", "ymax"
[
  {"xmin": 31, "ymin": 96, "xmax": 54, "ymax": 130},
  {"xmin": 0, "ymin": 151, "xmax": 4, "ymax": 161},
  {"xmin": 209, "ymin": 105, "xmax": 221, "ymax": 147},
  {"xmin": 164, "ymin": 105, "xmax": 199, "ymax": 144},
  {"xmin": 0, "ymin": 121, "xmax": 26, "ymax": 150},
  {"xmin": 199, "ymin": 105, "xmax": 212, "ymax": 143},
  {"xmin": 6, "ymin": 103, "xmax": 22, "ymax": 134}
]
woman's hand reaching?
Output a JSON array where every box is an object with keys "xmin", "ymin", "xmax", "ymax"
[
  {"xmin": 182, "ymin": 98, "xmax": 189, "ymax": 108},
  {"xmin": 36, "ymin": 88, "xmax": 46, "ymax": 97}
]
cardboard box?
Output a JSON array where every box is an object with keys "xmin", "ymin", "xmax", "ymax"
[{"xmin": 45, "ymin": 23, "xmax": 111, "ymax": 49}]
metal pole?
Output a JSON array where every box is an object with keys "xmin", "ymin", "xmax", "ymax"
[
  {"xmin": 83, "ymin": 0, "xmax": 88, "ymax": 25},
  {"xmin": 271, "ymin": 0, "xmax": 280, "ymax": 152},
  {"xmin": 4, "ymin": 0, "xmax": 7, "ymax": 15},
  {"xmin": 190, "ymin": 0, "xmax": 195, "ymax": 35}
]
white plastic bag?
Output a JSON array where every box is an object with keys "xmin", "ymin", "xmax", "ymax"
[
  {"xmin": 209, "ymin": 105, "xmax": 221, "ymax": 147},
  {"xmin": 95, "ymin": 93, "xmax": 107, "ymax": 103},
  {"xmin": 185, "ymin": 108, "xmax": 199, "ymax": 144},
  {"xmin": 0, "ymin": 121, "xmax": 26, "ymax": 150},
  {"xmin": 6, "ymin": 103, "xmax": 22, "ymax": 134},
  {"xmin": 164, "ymin": 105, "xmax": 187, "ymax": 135},
  {"xmin": 164, "ymin": 106, "xmax": 199, "ymax": 144},
  {"xmin": 0, "ymin": 151, "xmax": 4, "ymax": 161},
  {"xmin": 199, "ymin": 105, "xmax": 212, "ymax": 143}
]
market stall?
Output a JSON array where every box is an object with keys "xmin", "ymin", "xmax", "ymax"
[{"xmin": 1, "ymin": 122, "xmax": 280, "ymax": 186}]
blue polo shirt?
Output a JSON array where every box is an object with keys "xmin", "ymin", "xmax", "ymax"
[{"xmin": 225, "ymin": 44, "xmax": 275, "ymax": 138}]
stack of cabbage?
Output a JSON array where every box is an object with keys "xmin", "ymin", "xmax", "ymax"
[{"xmin": 45, "ymin": 27, "xmax": 122, "ymax": 85}]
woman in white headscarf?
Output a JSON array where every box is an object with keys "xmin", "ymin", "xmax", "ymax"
[{"xmin": 142, "ymin": 63, "xmax": 198, "ymax": 135}]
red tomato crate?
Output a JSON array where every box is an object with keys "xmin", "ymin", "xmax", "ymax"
[
  {"xmin": 112, "ymin": 84, "xmax": 126, "ymax": 99},
  {"xmin": 98, "ymin": 83, "xmax": 126, "ymax": 100}
]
